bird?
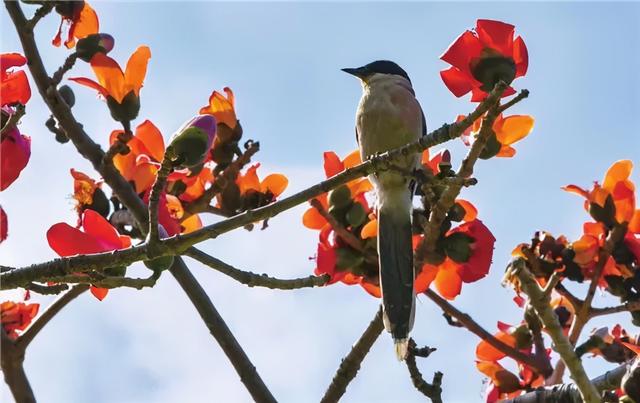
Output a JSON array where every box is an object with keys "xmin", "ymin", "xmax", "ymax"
[{"xmin": 342, "ymin": 60, "xmax": 425, "ymax": 360}]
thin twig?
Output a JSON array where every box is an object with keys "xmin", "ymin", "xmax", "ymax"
[
  {"xmin": 424, "ymin": 288, "xmax": 552, "ymax": 376},
  {"xmin": 184, "ymin": 141, "xmax": 260, "ymax": 216},
  {"xmin": 186, "ymin": 247, "xmax": 329, "ymax": 289},
  {"xmin": 320, "ymin": 307, "xmax": 384, "ymax": 403},
  {"xmin": 405, "ymin": 339, "xmax": 443, "ymax": 402},
  {"xmin": 147, "ymin": 159, "xmax": 172, "ymax": 248},
  {"xmin": 513, "ymin": 258, "xmax": 600, "ymax": 402},
  {"xmin": 24, "ymin": 2, "xmax": 53, "ymax": 30},
  {"xmin": 590, "ymin": 301, "xmax": 640, "ymax": 318},
  {"xmin": 51, "ymin": 52, "xmax": 78, "ymax": 86},
  {"xmin": 16, "ymin": 285, "xmax": 89, "ymax": 350},
  {"xmin": 497, "ymin": 89, "xmax": 530, "ymax": 113}
]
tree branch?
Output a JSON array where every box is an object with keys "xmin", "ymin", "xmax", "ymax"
[
  {"xmin": 1, "ymin": 331, "xmax": 35, "ymax": 403},
  {"xmin": 5, "ymin": 4, "xmax": 278, "ymax": 401},
  {"xmin": 424, "ymin": 288, "xmax": 552, "ymax": 376},
  {"xmin": 504, "ymin": 362, "xmax": 629, "ymax": 402},
  {"xmin": 168, "ymin": 257, "xmax": 277, "ymax": 403},
  {"xmin": 405, "ymin": 338, "xmax": 443, "ymax": 402},
  {"xmin": 320, "ymin": 307, "xmax": 384, "ymax": 403},
  {"xmin": 16, "ymin": 285, "xmax": 89, "ymax": 350},
  {"xmin": 513, "ymin": 259, "xmax": 600, "ymax": 402},
  {"xmin": 185, "ymin": 247, "xmax": 329, "ymax": 290}
]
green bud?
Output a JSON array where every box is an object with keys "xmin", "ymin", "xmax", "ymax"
[
  {"xmin": 346, "ymin": 203, "xmax": 367, "ymax": 227},
  {"xmin": 166, "ymin": 115, "xmax": 216, "ymax": 169},
  {"xmin": 512, "ymin": 325, "xmax": 533, "ymax": 350},
  {"xmin": 335, "ymin": 248, "xmax": 364, "ymax": 270},
  {"xmin": 329, "ymin": 185, "xmax": 352, "ymax": 209},
  {"xmin": 471, "ymin": 50, "xmax": 516, "ymax": 93},
  {"xmin": 443, "ymin": 232, "xmax": 474, "ymax": 263},
  {"xmin": 76, "ymin": 33, "xmax": 115, "ymax": 62},
  {"xmin": 448, "ymin": 202, "xmax": 466, "ymax": 222},
  {"xmin": 107, "ymin": 91, "xmax": 140, "ymax": 123}
]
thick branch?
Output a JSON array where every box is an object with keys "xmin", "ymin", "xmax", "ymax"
[
  {"xmin": 186, "ymin": 247, "xmax": 329, "ymax": 289},
  {"xmin": 505, "ymin": 362, "xmax": 629, "ymax": 402},
  {"xmin": 320, "ymin": 307, "xmax": 384, "ymax": 403},
  {"xmin": 1, "ymin": 331, "xmax": 35, "ymax": 403},
  {"xmin": 424, "ymin": 288, "xmax": 552, "ymax": 376},
  {"xmin": 513, "ymin": 259, "xmax": 600, "ymax": 402},
  {"xmin": 169, "ymin": 257, "xmax": 277, "ymax": 403}
]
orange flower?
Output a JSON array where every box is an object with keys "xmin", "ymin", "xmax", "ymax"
[
  {"xmin": 303, "ymin": 150, "xmax": 372, "ymax": 230},
  {"xmin": 71, "ymin": 168, "xmax": 100, "ymax": 206},
  {"xmin": 236, "ymin": 164, "xmax": 288, "ymax": 198},
  {"xmin": 70, "ymin": 46, "xmax": 151, "ymax": 122},
  {"xmin": 199, "ymin": 87, "xmax": 237, "ymax": 129},
  {"xmin": 52, "ymin": 1, "xmax": 99, "ymax": 49},
  {"xmin": 563, "ymin": 160, "xmax": 637, "ymax": 227},
  {"xmin": 476, "ymin": 322, "xmax": 543, "ymax": 401},
  {"xmin": 1, "ymin": 301, "xmax": 39, "ymax": 340},
  {"xmin": 458, "ymin": 113, "xmax": 534, "ymax": 158},
  {"xmin": 421, "ymin": 148, "xmax": 450, "ymax": 174},
  {"xmin": 110, "ymin": 120, "xmax": 164, "ymax": 193}
]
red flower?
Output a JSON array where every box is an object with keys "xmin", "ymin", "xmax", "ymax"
[
  {"xmin": 47, "ymin": 209, "xmax": 132, "ymax": 300},
  {"xmin": 1, "ymin": 301, "xmax": 39, "ymax": 340},
  {"xmin": 418, "ymin": 219, "xmax": 496, "ymax": 300},
  {"xmin": 0, "ymin": 125, "xmax": 31, "ymax": 191},
  {"xmin": 0, "ymin": 206, "xmax": 7, "ymax": 243},
  {"xmin": 1, "ymin": 53, "xmax": 31, "ymax": 106},
  {"xmin": 52, "ymin": 1, "xmax": 99, "ymax": 49},
  {"xmin": 440, "ymin": 19, "xmax": 528, "ymax": 101}
]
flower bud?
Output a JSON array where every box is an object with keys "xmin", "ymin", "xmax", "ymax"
[
  {"xmin": 443, "ymin": 232, "xmax": 473, "ymax": 263},
  {"xmin": 470, "ymin": 48, "xmax": 517, "ymax": 93},
  {"xmin": 166, "ymin": 115, "xmax": 217, "ymax": 169},
  {"xmin": 329, "ymin": 185, "xmax": 352, "ymax": 209},
  {"xmin": 58, "ymin": 85, "xmax": 75, "ymax": 107},
  {"xmin": 76, "ymin": 33, "xmax": 115, "ymax": 62},
  {"xmin": 346, "ymin": 203, "xmax": 367, "ymax": 227},
  {"xmin": 106, "ymin": 90, "xmax": 140, "ymax": 123}
]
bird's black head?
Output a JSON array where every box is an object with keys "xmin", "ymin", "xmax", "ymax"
[{"xmin": 342, "ymin": 60, "xmax": 411, "ymax": 83}]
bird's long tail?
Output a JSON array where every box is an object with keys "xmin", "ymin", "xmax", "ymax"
[{"xmin": 377, "ymin": 188, "xmax": 415, "ymax": 361}]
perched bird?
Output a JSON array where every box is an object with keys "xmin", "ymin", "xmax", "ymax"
[{"xmin": 342, "ymin": 60, "xmax": 425, "ymax": 360}]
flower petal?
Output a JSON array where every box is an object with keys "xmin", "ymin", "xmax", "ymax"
[
  {"xmin": 133, "ymin": 119, "xmax": 165, "ymax": 162},
  {"xmin": 603, "ymin": 160, "xmax": 633, "ymax": 193},
  {"xmin": 0, "ymin": 129, "xmax": 31, "ymax": 191},
  {"xmin": 261, "ymin": 174, "xmax": 288, "ymax": 197},
  {"xmin": 82, "ymin": 209, "xmax": 125, "ymax": 250},
  {"xmin": 47, "ymin": 222, "xmax": 104, "ymax": 256},
  {"xmin": 90, "ymin": 52, "xmax": 125, "ymax": 102},
  {"xmin": 495, "ymin": 115, "xmax": 534, "ymax": 145},
  {"xmin": 360, "ymin": 219, "xmax": 378, "ymax": 239},
  {"xmin": 441, "ymin": 30, "xmax": 483, "ymax": 73},
  {"xmin": 476, "ymin": 19, "xmax": 515, "ymax": 57},
  {"xmin": 323, "ymin": 151, "xmax": 343, "ymax": 178},
  {"xmin": 456, "ymin": 199, "xmax": 478, "ymax": 222},
  {"xmin": 124, "ymin": 46, "xmax": 151, "ymax": 97},
  {"xmin": 434, "ymin": 259, "xmax": 462, "ymax": 300},
  {"xmin": 513, "ymin": 36, "xmax": 529, "ymax": 77},
  {"xmin": 90, "ymin": 286, "xmax": 108, "ymax": 301},
  {"xmin": 342, "ymin": 150, "xmax": 362, "ymax": 169},
  {"xmin": 440, "ymin": 67, "xmax": 473, "ymax": 97},
  {"xmin": 1, "ymin": 70, "xmax": 31, "ymax": 106},
  {"xmin": 303, "ymin": 205, "xmax": 327, "ymax": 230},
  {"xmin": 68, "ymin": 76, "xmax": 109, "ymax": 98}
]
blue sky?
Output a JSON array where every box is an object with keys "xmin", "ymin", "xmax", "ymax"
[{"xmin": 1, "ymin": 2, "xmax": 639, "ymax": 402}]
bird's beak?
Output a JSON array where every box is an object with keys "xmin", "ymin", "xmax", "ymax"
[{"xmin": 341, "ymin": 67, "xmax": 368, "ymax": 79}]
